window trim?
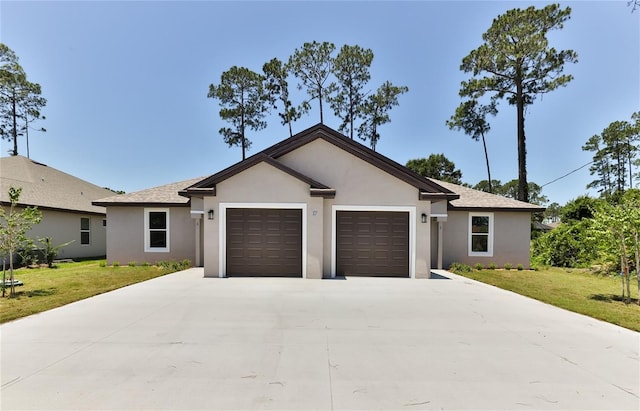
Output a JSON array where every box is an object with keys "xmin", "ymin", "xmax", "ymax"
[
  {"xmin": 144, "ymin": 208, "xmax": 170, "ymax": 253},
  {"xmin": 468, "ymin": 212, "xmax": 494, "ymax": 257},
  {"xmin": 80, "ymin": 217, "xmax": 91, "ymax": 246}
]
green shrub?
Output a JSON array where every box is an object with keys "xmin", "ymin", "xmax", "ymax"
[
  {"xmin": 488, "ymin": 263, "xmax": 497, "ymax": 270},
  {"xmin": 474, "ymin": 263, "xmax": 484, "ymax": 271},
  {"xmin": 128, "ymin": 261, "xmax": 136, "ymax": 267},
  {"xmin": 531, "ymin": 220, "xmax": 597, "ymax": 268},
  {"xmin": 112, "ymin": 261, "xmax": 120, "ymax": 268},
  {"xmin": 517, "ymin": 264, "xmax": 524, "ymax": 271},
  {"xmin": 504, "ymin": 263, "xmax": 512, "ymax": 270},
  {"xmin": 142, "ymin": 262, "xmax": 151, "ymax": 267},
  {"xmin": 449, "ymin": 262, "xmax": 472, "ymax": 274},
  {"xmin": 99, "ymin": 261, "xmax": 107, "ymax": 267},
  {"xmin": 156, "ymin": 260, "xmax": 191, "ymax": 271}
]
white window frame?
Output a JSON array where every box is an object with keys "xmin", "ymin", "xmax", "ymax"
[
  {"xmin": 468, "ymin": 212, "xmax": 494, "ymax": 257},
  {"xmin": 144, "ymin": 208, "xmax": 170, "ymax": 253},
  {"xmin": 80, "ymin": 217, "xmax": 91, "ymax": 246},
  {"xmin": 331, "ymin": 205, "xmax": 416, "ymax": 279}
]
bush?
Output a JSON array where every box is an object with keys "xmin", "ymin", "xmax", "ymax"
[
  {"xmin": 99, "ymin": 261, "xmax": 107, "ymax": 267},
  {"xmin": 449, "ymin": 262, "xmax": 472, "ymax": 274},
  {"xmin": 531, "ymin": 220, "xmax": 597, "ymax": 268},
  {"xmin": 504, "ymin": 263, "xmax": 512, "ymax": 270},
  {"xmin": 142, "ymin": 262, "xmax": 151, "ymax": 267},
  {"xmin": 488, "ymin": 263, "xmax": 497, "ymax": 270},
  {"xmin": 128, "ymin": 261, "xmax": 136, "ymax": 267},
  {"xmin": 517, "ymin": 264, "xmax": 524, "ymax": 271},
  {"xmin": 157, "ymin": 260, "xmax": 191, "ymax": 271},
  {"xmin": 474, "ymin": 263, "xmax": 484, "ymax": 271},
  {"xmin": 112, "ymin": 261, "xmax": 120, "ymax": 267}
]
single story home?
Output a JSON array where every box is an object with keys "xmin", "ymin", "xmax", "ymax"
[
  {"xmin": 94, "ymin": 124, "xmax": 543, "ymax": 278},
  {"xmin": 0, "ymin": 155, "xmax": 115, "ymax": 260}
]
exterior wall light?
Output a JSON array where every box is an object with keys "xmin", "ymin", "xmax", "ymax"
[
  {"xmin": 208, "ymin": 209, "xmax": 215, "ymax": 220},
  {"xmin": 421, "ymin": 213, "xmax": 427, "ymax": 223}
]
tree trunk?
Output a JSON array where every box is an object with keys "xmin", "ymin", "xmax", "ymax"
[
  {"xmin": 318, "ymin": 88, "xmax": 324, "ymax": 124},
  {"xmin": 620, "ymin": 234, "xmax": 630, "ymax": 303},
  {"xmin": 516, "ymin": 81, "xmax": 529, "ymax": 203},
  {"xmin": 12, "ymin": 96, "xmax": 19, "ymax": 156},
  {"xmin": 9, "ymin": 249, "xmax": 15, "ymax": 297},
  {"xmin": 632, "ymin": 228, "xmax": 640, "ymax": 305},
  {"xmin": 481, "ymin": 132, "xmax": 493, "ymax": 193}
]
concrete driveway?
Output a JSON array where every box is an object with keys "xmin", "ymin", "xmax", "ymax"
[{"xmin": 1, "ymin": 268, "xmax": 638, "ymax": 410}]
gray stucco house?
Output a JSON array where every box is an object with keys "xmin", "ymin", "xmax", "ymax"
[
  {"xmin": 94, "ymin": 124, "xmax": 543, "ymax": 278},
  {"xmin": 0, "ymin": 155, "xmax": 115, "ymax": 260}
]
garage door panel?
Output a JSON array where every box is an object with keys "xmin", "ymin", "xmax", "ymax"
[
  {"xmin": 226, "ymin": 208, "xmax": 302, "ymax": 277},
  {"xmin": 337, "ymin": 210, "xmax": 409, "ymax": 277}
]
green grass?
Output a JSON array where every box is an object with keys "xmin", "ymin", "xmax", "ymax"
[
  {"xmin": 455, "ymin": 267, "xmax": 640, "ymax": 332},
  {"xmin": 0, "ymin": 260, "xmax": 185, "ymax": 323}
]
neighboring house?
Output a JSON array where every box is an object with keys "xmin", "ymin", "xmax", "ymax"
[
  {"xmin": 94, "ymin": 124, "xmax": 544, "ymax": 278},
  {"xmin": 0, "ymin": 155, "xmax": 115, "ymax": 260}
]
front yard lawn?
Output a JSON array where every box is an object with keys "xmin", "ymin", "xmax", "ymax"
[
  {"xmin": 455, "ymin": 267, "xmax": 640, "ymax": 332},
  {"xmin": 0, "ymin": 260, "xmax": 187, "ymax": 323}
]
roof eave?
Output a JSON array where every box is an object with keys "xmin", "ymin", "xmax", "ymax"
[
  {"xmin": 448, "ymin": 205, "xmax": 546, "ymax": 212},
  {"xmin": 92, "ymin": 201, "xmax": 190, "ymax": 207}
]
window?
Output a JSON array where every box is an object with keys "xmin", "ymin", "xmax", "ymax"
[
  {"xmin": 145, "ymin": 208, "xmax": 170, "ymax": 252},
  {"xmin": 80, "ymin": 217, "xmax": 90, "ymax": 245},
  {"xmin": 468, "ymin": 212, "xmax": 493, "ymax": 256}
]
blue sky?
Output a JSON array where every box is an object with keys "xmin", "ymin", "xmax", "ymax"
[{"xmin": 1, "ymin": 1, "xmax": 638, "ymax": 205}]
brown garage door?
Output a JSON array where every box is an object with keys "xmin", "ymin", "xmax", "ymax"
[
  {"xmin": 226, "ymin": 208, "xmax": 302, "ymax": 277},
  {"xmin": 336, "ymin": 210, "xmax": 409, "ymax": 277}
]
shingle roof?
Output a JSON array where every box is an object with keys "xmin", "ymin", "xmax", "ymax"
[
  {"xmin": 428, "ymin": 178, "xmax": 545, "ymax": 211},
  {"xmin": 93, "ymin": 176, "xmax": 205, "ymax": 206},
  {"xmin": 0, "ymin": 155, "xmax": 115, "ymax": 214}
]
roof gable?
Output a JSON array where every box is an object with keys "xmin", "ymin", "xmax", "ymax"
[
  {"xmin": 183, "ymin": 124, "xmax": 458, "ymax": 201},
  {"xmin": 0, "ymin": 156, "xmax": 115, "ymax": 214}
]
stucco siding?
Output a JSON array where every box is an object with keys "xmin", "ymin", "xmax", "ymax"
[
  {"xmin": 105, "ymin": 206, "xmax": 195, "ymax": 265},
  {"xmin": 24, "ymin": 209, "xmax": 106, "ymax": 259},
  {"xmin": 439, "ymin": 210, "xmax": 532, "ymax": 269},
  {"xmin": 203, "ymin": 162, "xmax": 323, "ymax": 278},
  {"xmin": 279, "ymin": 139, "xmax": 432, "ymax": 278}
]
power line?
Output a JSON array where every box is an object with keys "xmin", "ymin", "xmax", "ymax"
[{"xmin": 541, "ymin": 160, "xmax": 594, "ymax": 188}]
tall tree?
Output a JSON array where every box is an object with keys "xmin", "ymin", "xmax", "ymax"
[
  {"xmin": 406, "ymin": 154, "xmax": 463, "ymax": 184},
  {"xmin": 458, "ymin": 4, "xmax": 577, "ymax": 203},
  {"xmin": 288, "ymin": 41, "xmax": 336, "ymax": 124},
  {"xmin": 501, "ymin": 179, "xmax": 548, "ymax": 205},
  {"xmin": 208, "ymin": 66, "xmax": 268, "ymax": 160},
  {"xmin": 262, "ymin": 58, "xmax": 308, "ymax": 137},
  {"xmin": 329, "ymin": 44, "xmax": 374, "ymax": 139},
  {"xmin": 0, "ymin": 43, "xmax": 47, "ymax": 156},
  {"xmin": 583, "ymin": 134, "xmax": 613, "ymax": 197},
  {"xmin": 357, "ymin": 81, "xmax": 408, "ymax": 151},
  {"xmin": 582, "ymin": 114, "xmax": 639, "ymax": 198},
  {"xmin": 447, "ymin": 99, "xmax": 497, "ymax": 192},
  {"xmin": 473, "ymin": 179, "xmax": 503, "ymax": 194}
]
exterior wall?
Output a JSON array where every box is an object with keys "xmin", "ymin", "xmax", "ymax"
[
  {"xmin": 439, "ymin": 210, "xmax": 533, "ymax": 269},
  {"xmin": 203, "ymin": 162, "xmax": 324, "ymax": 279},
  {"xmin": 278, "ymin": 139, "xmax": 432, "ymax": 278},
  {"xmin": 23, "ymin": 209, "xmax": 107, "ymax": 259},
  {"xmin": 105, "ymin": 206, "xmax": 195, "ymax": 265}
]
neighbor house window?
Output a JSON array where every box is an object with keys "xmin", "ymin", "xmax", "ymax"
[
  {"xmin": 80, "ymin": 217, "xmax": 91, "ymax": 245},
  {"xmin": 468, "ymin": 212, "xmax": 493, "ymax": 256},
  {"xmin": 144, "ymin": 208, "xmax": 170, "ymax": 252}
]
